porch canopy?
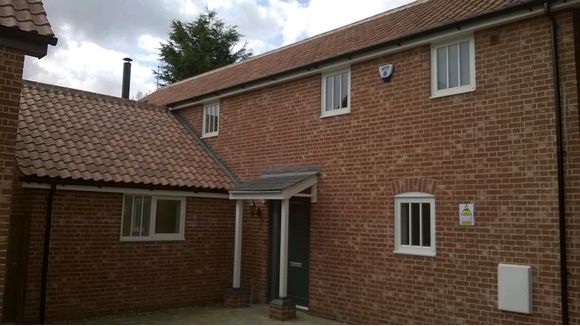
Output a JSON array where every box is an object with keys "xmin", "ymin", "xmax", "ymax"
[
  {"xmin": 229, "ymin": 166, "xmax": 319, "ymax": 201},
  {"xmin": 227, "ymin": 166, "xmax": 319, "ymax": 301}
]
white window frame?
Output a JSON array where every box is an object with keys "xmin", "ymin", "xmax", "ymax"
[
  {"xmin": 431, "ymin": 36, "xmax": 476, "ymax": 98},
  {"xmin": 394, "ymin": 192, "xmax": 436, "ymax": 257},
  {"xmin": 120, "ymin": 194, "xmax": 186, "ymax": 241},
  {"xmin": 321, "ymin": 67, "xmax": 351, "ymax": 118},
  {"xmin": 202, "ymin": 102, "xmax": 220, "ymax": 138}
]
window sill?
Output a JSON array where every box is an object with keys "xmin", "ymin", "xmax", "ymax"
[
  {"xmin": 394, "ymin": 247, "xmax": 436, "ymax": 257},
  {"xmin": 320, "ymin": 108, "xmax": 350, "ymax": 118},
  {"xmin": 201, "ymin": 132, "xmax": 219, "ymax": 139},
  {"xmin": 431, "ymin": 85, "xmax": 475, "ymax": 99},
  {"xmin": 120, "ymin": 235, "xmax": 185, "ymax": 242}
]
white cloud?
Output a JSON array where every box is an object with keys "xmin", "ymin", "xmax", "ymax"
[
  {"xmin": 207, "ymin": 0, "xmax": 236, "ymax": 9},
  {"xmin": 138, "ymin": 34, "xmax": 163, "ymax": 54},
  {"xmin": 245, "ymin": 39, "xmax": 274, "ymax": 55},
  {"xmin": 175, "ymin": 0, "xmax": 203, "ymax": 16},
  {"xmin": 24, "ymin": 27, "xmax": 157, "ymax": 99}
]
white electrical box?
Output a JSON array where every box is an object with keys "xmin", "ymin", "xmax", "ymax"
[{"xmin": 497, "ymin": 264, "xmax": 532, "ymax": 314}]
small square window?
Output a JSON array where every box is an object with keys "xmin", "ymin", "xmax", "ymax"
[
  {"xmin": 431, "ymin": 37, "xmax": 475, "ymax": 98},
  {"xmin": 202, "ymin": 102, "xmax": 219, "ymax": 137},
  {"xmin": 321, "ymin": 68, "xmax": 350, "ymax": 117},
  {"xmin": 121, "ymin": 195, "xmax": 185, "ymax": 241},
  {"xmin": 394, "ymin": 193, "xmax": 435, "ymax": 256}
]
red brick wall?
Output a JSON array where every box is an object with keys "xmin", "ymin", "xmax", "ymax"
[
  {"xmin": 240, "ymin": 202, "xmax": 269, "ymax": 303},
  {"xmin": 566, "ymin": 10, "xmax": 580, "ymax": 325},
  {"xmin": 0, "ymin": 46, "xmax": 25, "ymax": 319},
  {"xmin": 179, "ymin": 13, "xmax": 580, "ymax": 324},
  {"xmin": 179, "ymin": 104, "xmax": 203, "ymax": 135},
  {"xmin": 20, "ymin": 189, "xmax": 235, "ymax": 323}
]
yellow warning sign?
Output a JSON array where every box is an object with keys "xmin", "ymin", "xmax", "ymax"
[
  {"xmin": 461, "ymin": 205, "xmax": 472, "ymax": 216},
  {"xmin": 459, "ymin": 203, "xmax": 475, "ymax": 226}
]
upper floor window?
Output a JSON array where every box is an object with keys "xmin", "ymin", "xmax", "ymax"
[
  {"xmin": 203, "ymin": 102, "xmax": 219, "ymax": 137},
  {"xmin": 121, "ymin": 194, "xmax": 186, "ymax": 241},
  {"xmin": 321, "ymin": 68, "xmax": 350, "ymax": 117},
  {"xmin": 394, "ymin": 192, "xmax": 435, "ymax": 256},
  {"xmin": 431, "ymin": 36, "xmax": 475, "ymax": 98}
]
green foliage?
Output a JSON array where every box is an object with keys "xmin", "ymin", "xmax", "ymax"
[{"xmin": 155, "ymin": 8, "xmax": 253, "ymax": 85}]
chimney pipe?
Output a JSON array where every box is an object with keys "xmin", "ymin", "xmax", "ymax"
[{"xmin": 122, "ymin": 57, "xmax": 132, "ymax": 99}]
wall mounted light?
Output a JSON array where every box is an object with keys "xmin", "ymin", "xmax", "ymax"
[{"xmin": 249, "ymin": 201, "xmax": 262, "ymax": 218}]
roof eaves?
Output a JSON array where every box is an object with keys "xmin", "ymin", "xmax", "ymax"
[
  {"xmin": 164, "ymin": 0, "xmax": 546, "ymax": 108},
  {"xmin": 0, "ymin": 25, "xmax": 57, "ymax": 58},
  {"xmin": 148, "ymin": 0, "xmax": 427, "ymax": 96},
  {"xmin": 18, "ymin": 174, "xmax": 230, "ymax": 194}
]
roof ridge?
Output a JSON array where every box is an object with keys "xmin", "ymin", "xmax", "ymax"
[
  {"xmin": 23, "ymin": 80, "xmax": 167, "ymax": 111},
  {"xmin": 148, "ymin": 0, "xmax": 424, "ymax": 95}
]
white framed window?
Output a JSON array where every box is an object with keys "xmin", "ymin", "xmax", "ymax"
[
  {"xmin": 431, "ymin": 36, "xmax": 475, "ymax": 98},
  {"xmin": 321, "ymin": 68, "xmax": 350, "ymax": 117},
  {"xmin": 202, "ymin": 102, "xmax": 219, "ymax": 137},
  {"xmin": 121, "ymin": 194, "xmax": 186, "ymax": 241},
  {"xmin": 394, "ymin": 192, "xmax": 435, "ymax": 256}
]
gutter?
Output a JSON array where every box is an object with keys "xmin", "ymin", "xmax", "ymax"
[
  {"xmin": 0, "ymin": 26, "xmax": 58, "ymax": 59},
  {"xmin": 168, "ymin": 0, "xmax": 580, "ymax": 110},
  {"xmin": 18, "ymin": 175, "xmax": 230, "ymax": 194},
  {"xmin": 39, "ymin": 184, "xmax": 55, "ymax": 324},
  {"xmin": 545, "ymin": 1, "xmax": 569, "ymax": 324}
]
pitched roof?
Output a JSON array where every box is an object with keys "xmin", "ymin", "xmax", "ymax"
[
  {"xmin": 0, "ymin": 0, "xmax": 56, "ymax": 43},
  {"xmin": 17, "ymin": 81, "xmax": 234, "ymax": 191},
  {"xmin": 231, "ymin": 166, "xmax": 320, "ymax": 193},
  {"xmin": 143, "ymin": 0, "xmax": 534, "ymax": 106}
]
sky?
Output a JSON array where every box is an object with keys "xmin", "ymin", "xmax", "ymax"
[{"xmin": 24, "ymin": 0, "xmax": 413, "ymax": 100}]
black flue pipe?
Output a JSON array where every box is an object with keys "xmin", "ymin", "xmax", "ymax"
[
  {"xmin": 122, "ymin": 57, "xmax": 132, "ymax": 99},
  {"xmin": 39, "ymin": 184, "xmax": 56, "ymax": 324}
]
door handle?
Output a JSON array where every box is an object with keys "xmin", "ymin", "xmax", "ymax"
[{"xmin": 289, "ymin": 261, "xmax": 302, "ymax": 268}]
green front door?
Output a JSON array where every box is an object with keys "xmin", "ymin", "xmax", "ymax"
[{"xmin": 268, "ymin": 198, "xmax": 311, "ymax": 307}]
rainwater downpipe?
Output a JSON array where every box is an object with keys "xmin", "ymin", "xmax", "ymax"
[
  {"xmin": 545, "ymin": 1, "xmax": 569, "ymax": 324},
  {"xmin": 39, "ymin": 183, "xmax": 56, "ymax": 324}
]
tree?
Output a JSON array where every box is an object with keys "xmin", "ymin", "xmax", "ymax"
[{"xmin": 155, "ymin": 8, "xmax": 253, "ymax": 85}]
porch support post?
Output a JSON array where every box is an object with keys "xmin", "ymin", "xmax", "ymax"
[
  {"xmin": 233, "ymin": 199, "xmax": 243, "ymax": 288},
  {"xmin": 279, "ymin": 198, "xmax": 290, "ymax": 298}
]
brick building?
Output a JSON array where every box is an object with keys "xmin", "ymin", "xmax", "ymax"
[
  {"xmin": 3, "ymin": 0, "xmax": 580, "ymax": 324},
  {"xmin": 0, "ymin": 0, "xmax": 56, "ymax": 322}
]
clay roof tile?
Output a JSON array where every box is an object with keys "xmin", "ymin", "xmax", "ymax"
[
  {"xmin": 0, "ymin": 0, "xmax": 55, "ymax": 39},
  {"xmin": 17, "ymin": 81, "xmax": 234, "ymax": 191}
]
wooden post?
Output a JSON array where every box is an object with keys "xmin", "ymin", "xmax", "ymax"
[
  {"xmin": 279, "ymin": 198, "xmax": 290, "ymax": 297},
  {"xmin": 233, "ymin": 199, "xmax": 243, "ymax": 288}
]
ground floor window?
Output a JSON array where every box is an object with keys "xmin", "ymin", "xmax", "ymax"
[
  {"xmin": 394, "ymin": 192, "xmax": 435, "ymax": 256},
  {"xmin": 121, "ymin": 194, "xmax": 186, "ymax": 241}
]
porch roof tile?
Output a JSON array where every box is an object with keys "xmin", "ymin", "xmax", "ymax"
[
  {"xmin": 231, "ymin": 174, "xmax": 313, "ymax": 193},
  {"xmin": 231, "ymin": 167, "xmax": 320, "ymax": 193}
]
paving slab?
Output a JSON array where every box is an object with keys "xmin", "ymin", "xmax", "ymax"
[{"xmin": 62, "ymin": 304, "xmax": 341, "ymax": 325}]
